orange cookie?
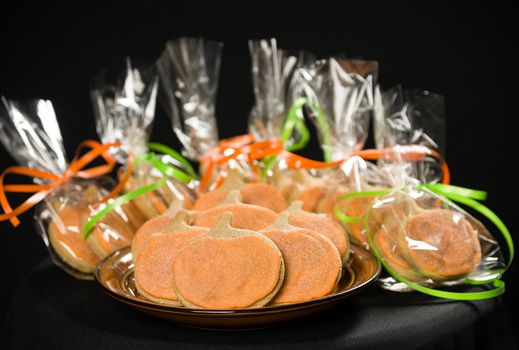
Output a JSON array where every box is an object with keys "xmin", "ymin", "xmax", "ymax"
[
  {"xmin": 285, "ymin": 201, "xmax": 350, "ymax": 264},
  {"xmin": 194, "ymin": 190, "xmax": 229, "ymax": 211},
  {"xmin": 343, "ymin": 196, "xmax": 376, "ymax": 246},
  {"xmin": 134, "ymin": 211, "xmax": 208, "ymax": 306},
  {"xmin": 132, "ymin": 215, "xmax": 177, "ymax": 258},
  {"xmin": 87, "ymin": 211, "xmax": 134, "ymax": 259},
  {"xmin": 120, "ymin": 201, "xmax": 147, "ymax": 231},
  {"xmin": 261, "ymin": 213, "xmax": 342, "ymax": 304},
  {"xmin": 82, "ymin": 186, "xmax": 135, "ymax": 259},
  {"xmin": 270, "ymin": 169, "xmax": 322, "ymax": 205},
  {"xmin": 299, "ymin": 183, "xmax": 327, "ymax": 212},
  {"xmin": 48, "ymin": 206, "xmax": 100, "ymax": 274},
  {"xmin": 270, "ymin": 168, "xmax": 297, "ymax": 202},
  {"xmin": 194, "ymin": 171, "xmax": 286, "ymax": 213},
  {"xmin": 401, "ymin": 208, "xmax": 482, "ymax": 281},
  {"xmin": 172, "ymin": 213, "xmax": 285, "ymax": 309},
  {"xmin": 124, "ymin": 177, "xmax": 161, "ymax": 220},
  {"xmin": 240, "ymin": 183, "xmax": 287, "ymax": 213},
  {"xmin": 193, "ymin": 190, "xmax": 277, "ymax": 230},
  {"xmin": 372, "ymin": 226, "xmax": 424, "ymax": 282}
]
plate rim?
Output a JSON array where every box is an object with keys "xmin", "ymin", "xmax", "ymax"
[{"xmin": 95, "ymin": 244, "xmax": 381, "ymax": 316}]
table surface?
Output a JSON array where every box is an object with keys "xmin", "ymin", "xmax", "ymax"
[{"xmin": 1, "ymin": 259, "xmax": 517, "ymax": 350}]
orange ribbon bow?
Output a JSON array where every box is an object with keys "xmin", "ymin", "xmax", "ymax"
[
  {"xmin": 199, "ymin": 135, "xmax": 450, "ymax": 193},
  {"xmin": 0, "ymin": 140, "xmax": 132, "ymax": 227}
]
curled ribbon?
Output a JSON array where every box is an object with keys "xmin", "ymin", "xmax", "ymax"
[
  {"xmin": 0, "ymin": 140, "xmax": 129, "ymax": 227},
  {"xmin": 199, "ymin": 97, "xmax": 449, "ymax": 192},
  {"xmin": 200, "ymin": 139, "xmax": 450, "ymax": 193},
  {"xmin": 350, "ymin": 145, "xmax": 450, "ymax": 185},
  {"xmin": 334, "ymin": 184, "xmax": 513, "ymax": 300},
  {"xmin": 82, "ymin": 142, "xmax": 197, "ymax": 238}
]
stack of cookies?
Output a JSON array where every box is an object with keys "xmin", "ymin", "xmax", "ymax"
[
  {"xmin": 132, "ymin": 177, "xmax": 350, "ymax": 309},
  {"xmin": 47, "ymin": 183, "xmax": 138, "ymax": 274},
  {"xmin": 369, "ymin": 194, "xmax": 482, "ymax": 283}
]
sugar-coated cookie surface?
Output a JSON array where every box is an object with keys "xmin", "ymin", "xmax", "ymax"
[
  {"xmin": 172, "ymin": 213, "xmax": 285, "ymax": 309},
  {"xmin": 263, "ymin": 228, "xmax": 341, "ymax": 304},
  {"xmin": 135, "ymin": 227, "xmax": 207, "ymax": 305},
  {"xmin": 285, "ymin": 201, "xmax": 350, "ymax": 263},
  {"xmin": 402, "ymin": 208, "xmax": 481, "ymax": 280},
  {"xmin": 132, "ymin": 215, "xmax": 177, "ymax": 257}
]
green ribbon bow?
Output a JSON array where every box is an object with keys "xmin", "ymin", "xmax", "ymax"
[
  {"xmin": 82, "ymin": 143, "xmax": 197, "ymax": 238},
  {"xmin": 334, "ymin": 183, "xmax": 513, "ymax": 300}
]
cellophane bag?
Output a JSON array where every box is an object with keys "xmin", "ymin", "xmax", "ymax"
[
  {"xmin": 247, "ymin": 38, "xmax": 325, "ymax": 200},
  {"xmin": 248, "ymin": 38, "xmax": 315, "ymax": 146},
  {"xmin": 373, "ymin": 85, "xmax": 446, "ymax": 184},
  {"xmin": 92, "ymin": 57, "xmax": 195, "ymax": 221},
  {"xmin": 157, "ymin": 37, "xmax": 225, "ymax": 191},
  {"xmin": 364, "ymin": 86, "xmax": 505, "ymax": 292},
  {"xmin": 298, "ymin": 57, "xmax": 378, "ymax": 162},
  {"xmin": 272, "ymin": 57, "xmax": 379, "ymax": 213},
  {"xmin": 0, "ymin": 98, "xmax": 133, "ymax": 279},
  {"xmin": 367, "ymin": 185, "xmax": 505, "ymax": 292},
  {"xmin": 247, "ymin": 39, "xmax": 318, "ymax": 200},
  {"xmin": 317, "ymin": 156, "xmax": 393, "ymax": 249},
  {"xmin": 332, "ymin": 85, "xmax": 448, "ymax": 249}
]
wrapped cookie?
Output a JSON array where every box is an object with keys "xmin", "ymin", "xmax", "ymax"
[
  {"xmin": 365, "ymin": 184, "xmax": 509, "ymax": 298},
  {"xmin": 336, "ymin": 87, "xmax": 511, "ymax": 297},
  {"xmin": 269, "ymin": 56, "xmax": 378, "ymax": 209},
  {"xmin": 92, "ymin": 57, "xmax": 196, "ymax": 221},
  {"xmin": 330, "ymin": 86, "xmax": 448, "ymax": 247},
  {"xmin": 0, "ymin": 97, "xmax": 131, "ymax": 278},
  {"xmin": 247, "ymin": 39, "xmax": 327, "ymax": 203}
]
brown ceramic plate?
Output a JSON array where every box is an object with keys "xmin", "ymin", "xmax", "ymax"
[{"xmin": 95, "ymin": 244, "xmax": 380, "ymax": 330}]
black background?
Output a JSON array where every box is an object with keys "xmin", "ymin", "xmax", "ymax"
[{"xmin": 1, "ymin": 0, "xmax": 518, "ymax": 341}]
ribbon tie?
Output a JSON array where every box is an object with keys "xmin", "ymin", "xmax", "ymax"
[
  {"xmin": 0, "ymin": 140, "xmax": 129, "ymax": 227},
  {"xmin": 199, "ymin": 140, "xmax": 450, "ymax": 193}
]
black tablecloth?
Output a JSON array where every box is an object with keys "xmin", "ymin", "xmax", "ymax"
[{"xmin": 1, "ymin": 259, "xmax": 517, "ymax": 350}]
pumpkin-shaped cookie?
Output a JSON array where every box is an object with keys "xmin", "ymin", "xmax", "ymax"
[
  {"xmin": 193, "ymin": 190, "xmax": 277, "ymax": 230},
  {"xmin": 399, "ymin": 208, "xmax": 481, "ymax": 281},
  {"xmin": 83, "ymin": 186, "xmax": 134, "ymax": 259},
  {"xmin": 194, "ymin": 170, "xmax": 286, "ymax": 213},
  {"xmin": 261, "ymin": 213, "xmax": 342, "ymax": 304},
  {"xmin": 372, "ymin": 223, "xmax": 424, "ymax": 282},
  {"xmin": 48, "ymin": 206, "xmax": 100, "ymax": 273},
  {"xmin": 285, "ymin": 201, "xmax": 350, "ymax": 264},
  {"xmin": 134, "ymin": 211, "xmax": 208, "ymax": 306},
  {"xmin": 131, "ymin": 198, "xmax": 191, "ymax": 257},
  {"xmin": 172, "ymin": 212, "xmax": 285, "ymax": 309},
  {"xmin": 271, "ymin": 169, "xmax": 324, "ymax": 208}
]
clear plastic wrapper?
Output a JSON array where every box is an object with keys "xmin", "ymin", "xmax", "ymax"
[
  {"xmin": 368, "ymin": 186, "xmax": 505, "ymax": 292},
  {"xmin": 157, "ymin": 37, "xmax": 222, "ymax": 161},
  {"xmin": 315, "ymin": 87, "xmax": 446, "ymax": 248},
  {"xmin": 312, "ymin": 156, "xmax": 392, "ymax": 248},
  {"xmin": 92, "ymin": 57, "xmax": 158, "ymax": 163},
  {"xmin": 343, "ymin": 87, "xmax": 507, "ymax": 293},
  {"xmin": 374, "ymin": 85, "xmax": 446, "ymax": 184},
  {"xmin": 1, "ymin": 98, "xmax": 135, "ymax": 279},
  {"xmin": 0, "ymin": 97, "xmax": 67, "ymax": 174},
  {"xmin": 267, "ymin": 57, "xmax": 379, "ymax": 212},
  {"xmin": 248, "ymin": 38, "xmax": 314, "ymax": 145},
  {"xmin": 247, "ymin": 39, "xmax": 322, "ymax": 202},
  {"xmin": 92, "ymin": 57, "xmax": 195, "ymax": 220},
  {"xmin": 296, "ymin": 57, "xmax": 379, "ymax": 161}
]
